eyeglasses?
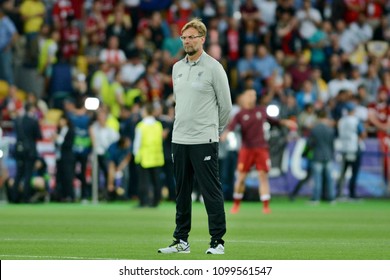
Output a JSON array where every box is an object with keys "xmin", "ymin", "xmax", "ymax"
[{"xmin": 180, "ymin": 35, "xmax": 203, "ymax": 41}]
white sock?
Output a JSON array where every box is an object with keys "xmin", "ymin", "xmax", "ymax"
[
  {"xmin": 260, "ymin": 194, "xmax": 271, "ymax": 201},
  {"xmin": 233, "ymin": 192, "xmax": 244, "ymax": 200}
]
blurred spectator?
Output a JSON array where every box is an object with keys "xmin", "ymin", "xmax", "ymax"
[
  {"xmin": 356, "ymin": 84, "xmax": 370, "ymax": 106},
  {"xmin": 60, "ymin": 15, "xmax": 81, "ymax": 60},
  {"xmin": 126, "ymin": 33, "xmax": 154, "ymax": 65},
  {"xmin": 239, "ymin": 18, "xmax": 262, "ymax": 50},
  {"xmin": 254, "ymin": 44, "xmax": 280, "ymax": 85},
  {"xmin": 99, "ymin": 35, "xmax": 126, "ymax": 81},
  {"xmin": 133, "ymin": 102, "xmax": 164, "ymax": 207},
  {"xmin": 1, "ymin": 0, "xmax": 23, "ymax": 34},
  {"xmin": 308, "ymin": 108, "xmax": 335, "ymax": 203},
  {"xmin": 100, "ymin": 0, "xmax": 116, "ymax": 19},
  {"xmin": 336, "ymin": 102, "xmax": 366, "ymax": 199},
  {"xmin": 198, "ymin": 0, "xmax": 218, "ymax": 26},
  {"xmin": 166, "ymin": 0, "xmax": 194, "ymax": 31},
  {"xmin": 224, "ymin": 17, "xmax": 239, "ymax": 63},
  {"xmin": 288, "ymin": 53, "xmax": 312, "ymax": 91},
  {"xmin": 328, "ymin": 68, "xmax": 355, "ymax": 99},
  {"xmin": 340, "ymin": 13, "xmax": 373, "ymax": 55},
  {"xmin": 380, "ymin": 71, "xmax": 390, "ymax": 94},
  {"xmin": 289, "ymin": 103, "xmax": 316, "ymax": 201},
  {"xmin": 64, "ymin": 98, "xmax": 92, "ymax": 202},
  {"xmin": 12, "ymin": 103, "xmax": 43, "ymax": 203},
  {"xmin": 72, "ymin": 71, "xmax": 88, "ymax": 103},
  {"xmin": 363, "ymin": 62, "xmax": 382, "ymax": 102},
  {"xmin": 84, "ymin": 32, "xmax": 103, "ymax": 74},
  {"xmin": 279, "ymin": 91, "xmax": 300, "ymax": 119},
  {"xmin": 373, "ymin": 14, "xmax": 390, "ymax": 41},
  {"xmin": 89, "ymin": 107, "xmax": 119, "ymax": 199},
  {"xmin": 350, "ymin": 93, "xmax": 369, "ymax": 123},
  {"xmin": 26, "ymin": 91, "xmax": 48, "ymax": 121},
  {"xmin": 54, "ymin": 113, "xmax": 75, "ymax": 202},
  {"xmin": 295, "ymin": 79, "xmax": 318, "ymax": 111},
  {"xmin": 38, "ymin": 27, "xmax": 60, "ymax": 97},
  {"xmin": 105, "ymin": 2, "xmax": 132, "ymax": 51},
  {"xmin": 106, "ymin": 135, "xmax": 132, "ymax": 200},
  {"xmin": 331, "ymin": 89, "xmax": 352, "ymax": 123},
  {"xmin": 296, "ymin": 0, "xmax": 322, "ymax": 40},
  {"xmin": 256, "ymin": 0, "xmax": 277, "ymax": 33},
  {"xmin": 240, "ymin": 0, "xmax": 261, "ymax": 28},
  {"xmin": 107, "ymin": 70, "xmax": 125, "ymax": 119},
  {"xmin": 275, "ymin": 0, "xmax": 296, "ymax": 21},
  {"xmin": 343, "ymin": 0, "xmax": 366, "ymax": 25},
  {"xmin": 144, "ymin": 58, "xmax": 171, "ymax": 101},
  {"xmin": 350, "ymin": 66, "xmax": 365, "ymax": 94},
  {"xmin": 1, "ymin": 85, "xmax": 24, "ymax": 122},
  {"xmin": 269, "ymin": 6, "xmax": 300, "ymax": 62},
  {"xmin": 70, "ymin": 0, "xmax": 85, "ymax": 21},
  {"xmin": 237, "ymin": 43, "xmax": 262, "ymax": 94},
  {"xmin": 120, "ymin": 49, "xmax": 145, "ymax": 88},
  {"xmin": 366, "ymin": 0, "xmax": 386, "ymax": 28},
  {"xmin": 48, "ymin": 55, "xmax": 73, "ymax": 108},
  {"xmin": 90, "ymin": 61, "xmax": 110, "ymax": 101},
  {"xmin": 123, "ymin": 0, "xmax": 141, "ymax": 30},
  {"xmin": 52, "ymin": 0, "xmax": 75, "ymax": 30},
  {"xmin": 119, "ymin": 100, "xmax": 142, "ymax": 198},
  {"xmin": 156, "ymin": 100, "xmax": 175, "ymax": 201},
  {"xmin": 311, "ymin": 66, "xmax": 328, "ymax": 105},
  {"xmin": 19, "ymin": 0, "xmax": 45, "ymax": 68},
  {"xmin": 162, "ymin": 23, "xmax": 183, "ymax": 64},
  {"xmin": 0, "ymin": 4, "xmax": 17, "ymax": 86},
  {"xmin": 85, "ymin": 0, "xmax": 106, "ymax": 45},
  {"xmin": 307, "ymin": 19, "xmax": 327, "ymax": 69},
  {"xmin": 148, "ymin": 11, "xmax": 166, "ymax": 50},
  {"xmin": 297, "ymin": 103, "xmax": 317, "ymax": 137}
]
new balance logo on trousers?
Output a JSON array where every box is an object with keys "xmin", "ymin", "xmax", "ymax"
[{"xmin": 204, "ymin": 156, "xmax": 211, "ymax": 161}]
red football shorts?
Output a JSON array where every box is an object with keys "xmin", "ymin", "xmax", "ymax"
[{"xmin": 237, "ymin": 147, "xmax": 271, "ymax": 173}]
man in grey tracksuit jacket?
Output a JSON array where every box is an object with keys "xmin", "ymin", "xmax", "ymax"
[{"xmin": 162, "ymin": 18, "xmax": 232, "ymax": 254}]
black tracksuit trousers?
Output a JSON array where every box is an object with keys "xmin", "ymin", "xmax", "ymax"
[{"xmin": 172, "ymin": 143, "xmax": 226, "ymax": 242}]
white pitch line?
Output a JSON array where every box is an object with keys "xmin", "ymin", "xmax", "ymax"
[
  {"xmin": 1, "ymin": 238, "xmax": 89, "ymax": 243},
  {"xmin": 0, "ymin": 255, "xmax": 120, "ymax": 260}
]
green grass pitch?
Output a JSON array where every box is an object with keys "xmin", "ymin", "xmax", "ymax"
[{"xmin": 0, "ymin": 198, "xmax": 389, "ymax": 260}]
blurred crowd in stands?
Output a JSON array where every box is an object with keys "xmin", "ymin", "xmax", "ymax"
[{"xmin": 0, "ymin": 0, "xmax": 390, "ymax": 204}]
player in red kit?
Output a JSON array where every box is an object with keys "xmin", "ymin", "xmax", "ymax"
[
  {"xmin": 222, "ymin": 89, "xmax": 295, "ymax": 214},
  {"xmin": 368, "ymin": 87, "xmax": 390, "ymax": 184}
]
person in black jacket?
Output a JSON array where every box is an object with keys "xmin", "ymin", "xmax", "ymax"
[
  {"xmin": 12, "ymin": 103, "xmax": 42, "ymax": 203},
  {"xmin": 54, "ymin": 114, "xmax": 75, "ymax": 202}
]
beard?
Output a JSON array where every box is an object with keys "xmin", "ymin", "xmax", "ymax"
[
  {"xmin": 184, "ymin": 46, "xmax": 197, "ymax": 56},
  {"xmin": 185, "ymin": 50, "xmax": 196, "ymax": 56}
]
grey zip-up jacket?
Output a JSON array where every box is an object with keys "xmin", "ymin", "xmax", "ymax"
[{"xmin": 172, "ymin": 51, "xmax": 232, "ymax": 145}]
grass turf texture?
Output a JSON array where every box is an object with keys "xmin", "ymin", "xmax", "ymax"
[{"xmin": 0, "ymin": 198, "xmax": 389, "ymax": 260}]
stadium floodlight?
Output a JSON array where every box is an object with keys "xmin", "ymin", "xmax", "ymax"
[
  {"xmin": 0, "ymin": 149, "xmax": 3, "ymax": 158},
  {"xmin": 266, "ymin": 104, "xmax": 279, "ymax": 118},
  {"xmin": 84, "ymin": 97, "xmax": 100, "ymax": 111}
]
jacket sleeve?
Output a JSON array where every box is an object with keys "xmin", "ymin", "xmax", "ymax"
[{"xmin": 213, "ymin": 63, "xmax": 232, "ymax": 134}]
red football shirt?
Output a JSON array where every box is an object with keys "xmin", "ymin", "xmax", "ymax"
[{"xmin": 228, "ymin": 106, "xmax": 276, "ymax": 148}]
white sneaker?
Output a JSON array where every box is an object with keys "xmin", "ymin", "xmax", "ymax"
[
  {"xmin": 206, "ymin": 243, "xmax": 224, "ymax": 254},
  {"xmin": 158, "ymin": 240, "xmax": 190, "ymax": 254}
]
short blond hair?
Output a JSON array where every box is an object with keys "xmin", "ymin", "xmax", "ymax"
[{"xmin": 181, "ymin": 18, "xmax": 207, "ymax": 37}]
